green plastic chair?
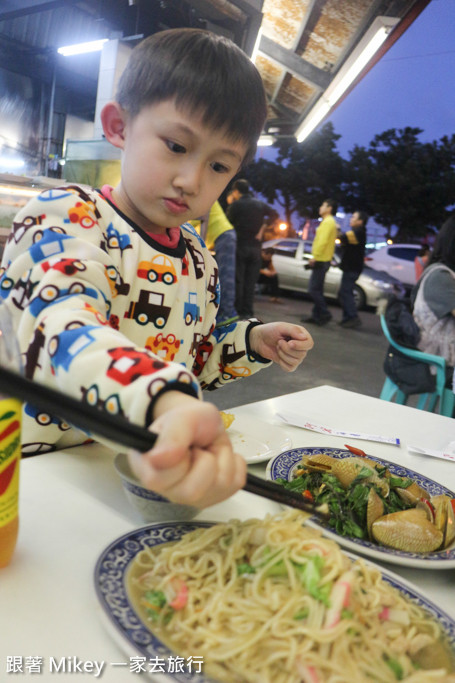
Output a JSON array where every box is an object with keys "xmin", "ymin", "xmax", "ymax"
[{"xmin": 379, "ymin": 314, "xmax": 455, "ymax": 417}]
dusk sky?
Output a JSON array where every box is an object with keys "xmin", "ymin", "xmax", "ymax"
[
  {"xmin": 255, "ymin": 0, "xmax": 454, "ymax": 233},
  {"xmin": 325, "ymin": 0, "xmax": 455, "ymax": 158}
]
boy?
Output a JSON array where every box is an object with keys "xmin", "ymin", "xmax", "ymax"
[{"xmin": 0, "ymin": 29, "xmax": 313, "ymax": 508}]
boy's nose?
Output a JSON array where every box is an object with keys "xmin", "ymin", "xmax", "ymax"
[{"xmin": 173, "ymin": 162, "xmax": 203, "ymax": 196}]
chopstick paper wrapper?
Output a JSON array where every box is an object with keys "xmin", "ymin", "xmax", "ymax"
[
  {"xmin": 277, "ymin": 411, "xmax": 400, "ymax": 446},
  {"xmin": 0, "ymin": 365, "xmax": 328, "ymax": 519},
  {"xmin": 408, "ymin": 443, "xmax": 455, "ymax": 463}
]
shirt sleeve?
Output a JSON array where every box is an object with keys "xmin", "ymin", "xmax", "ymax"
[{"xmin": 340, "ymin": 228, "xmax": 361, "ymax": 246}]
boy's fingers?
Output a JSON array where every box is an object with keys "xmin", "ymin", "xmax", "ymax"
[
  {"xmin": 146, "ymin": 406, "xmax": 226, "ymax": 470},
  {"xmin": 291, "ymin": 335, "xmax": 314, "ymax": 348},
  {"xmin": 279, "ymin": 323, "xmax": 313, "ymax": 343},
  {"xmin": 161, "ymin": 447, "xmax": 218, "ymax": 505},
  {"xmin": 275, "ymin": 346, "xmax": 308, "ymax": 371},
  {"xmin": 127, "ymin": 446, "xmax": 191, "ymax": 491},
  {"xmin": 277, "ymin": 340, "xmax": 309, "ymax": 361},
  {"xmin": 128, "ymin": 438, "xmax": 247, "ymax": 508},
  {"xmin": 168, "ymin": 446, "xmax": 246, "ymax": 508}
]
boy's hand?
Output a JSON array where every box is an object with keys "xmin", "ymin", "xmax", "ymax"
[
  {"xmin": 127, "ymin": 392, "xmax": 246, "ymax": 508},
  {"xmin": 249, "ymin": 322, "xmax": 313, "ymax": 372}
]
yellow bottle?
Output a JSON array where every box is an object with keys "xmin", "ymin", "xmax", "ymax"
[
  {"xmin": 0, "ymin": 303, "xmax": 22, "ymax": 567},
  {"xmin": 0, "ymin": 399, "xmax": 21, "ymax": 567}
]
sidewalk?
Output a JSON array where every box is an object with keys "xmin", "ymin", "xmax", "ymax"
[{"xmin": 207, "ymin": 292, "xmax": 389, "ymax": 412}]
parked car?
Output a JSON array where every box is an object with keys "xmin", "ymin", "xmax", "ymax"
[
  {"xmin": 364, "ymin": 243, "xmax": 421, "ymax": 287},
  {"xmin": 262, "ymin": 238, "xmax": 402, "ymax": 309}
]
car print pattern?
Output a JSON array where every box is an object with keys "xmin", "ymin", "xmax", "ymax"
[{"xmin": 0, "ymin": 184, "xmax": 271, "ymax": 456}]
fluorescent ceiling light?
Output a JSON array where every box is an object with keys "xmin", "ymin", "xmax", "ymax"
[
  {"xmin": 296, "ymin": 16, "xmax": 399, "ymax": 143},
  {"xmin": 57, "ymin": 39, "xmax": 108, "ymax": 56},
  {"xmin": 0, "ymin": 157, "xmax": 25, "ymax": 170},
  {"xmin": 257, "ymin": 134, "xmax": 275, "ymax": 147},
  {"xmin": 295, "ymin": 99, "xmax": 331, "ymax": 145}
]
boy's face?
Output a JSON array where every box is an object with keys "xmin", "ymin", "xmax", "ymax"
[{"xmin": 111, "ymin": 99, "xmax": 248, "ymax": 234}]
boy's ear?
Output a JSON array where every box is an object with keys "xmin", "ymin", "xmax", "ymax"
[{"xmin": 101, "ymin": 102, "xmax": 127, "ymax": 149}]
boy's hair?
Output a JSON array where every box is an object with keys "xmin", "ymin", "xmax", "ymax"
[
  {"xmin": 324, "ymin": 198, "xmax": 338, "ymax": 215},
  {"xmin": 116, "ymin": 28, "xmax": 267, "ymax": 165},
  {"xmin": 232, "ymin": 179, "xmax": 250, "ymax": 194}
]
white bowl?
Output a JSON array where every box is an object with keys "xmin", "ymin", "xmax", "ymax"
[{"xmin": 114, "ymin": 452, "xmax": 199, "ymax": 523}]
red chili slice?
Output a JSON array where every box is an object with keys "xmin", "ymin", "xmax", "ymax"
[{"xmin": 344, "ymin": 444, "xmax": 367, "ymax": 457}]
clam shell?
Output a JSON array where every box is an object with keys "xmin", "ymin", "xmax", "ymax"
[
  {"xmin": 445, "ymin": 499, "xmax": 455, "ymax": 548},
  {"xmin": 332, "ymin": 457, "xmax": 389, "ymax": 496},
  {"xmin": 372, "ymin": 508, "xmax": 443, "ymax": 553},
  {"xmin": 431, "ymin": 494, "xmax": 450, "ymax": 533},
  {"xmin": 395, "ymin": 481, "xmax": 428, "ymax": 505},
  {"xmin": 366, "ymin": 488, "xmax": 384, "ymax": 539},
  {"xmin": 303, "ymin": 453, "xmax": 335, "ymax": 472}
]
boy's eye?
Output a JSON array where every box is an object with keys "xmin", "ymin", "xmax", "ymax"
[
  {"xmin": 211, "ymin": 162, "xmax": 229, "ymax": 174},
  {"xmin": 166, "ymin": 140, "xmax": 186, "ymax": 154}
]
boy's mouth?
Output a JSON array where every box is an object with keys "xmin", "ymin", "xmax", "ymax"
[{"xmin": 163, "ymin": 197, "xmax": 189, "ymax": 215}]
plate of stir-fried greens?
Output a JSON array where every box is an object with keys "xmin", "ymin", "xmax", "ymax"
[{"xmin": 267, "ymin": 446, "xmax": 455, "ymax": 569}]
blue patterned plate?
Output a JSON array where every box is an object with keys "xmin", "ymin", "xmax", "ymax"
[
  {"xmin": 94, "ymin": 521, "xmax": 455, "ymax": 681},
  {"xmin": 266, "ymin": 446, "xmax": 455, "ymax": 569}
]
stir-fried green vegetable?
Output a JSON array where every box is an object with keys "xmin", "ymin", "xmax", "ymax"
[{"xmin": 276, "ymin": 465, "xmax": 414, "ymax": 541}]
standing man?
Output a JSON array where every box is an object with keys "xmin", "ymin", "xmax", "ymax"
[
  {"xmin": 226, "ymin": 179, "xmax": 278, "ymax": 318},
  {"xmin": 194, "ymin": 201, "xmax": 238, "ymax": 326},
  {"xmin": 302, "ymin": 198, "xmax": 338, "ymax": 326},
  {"xmin": 338, "ymin": 211, "xmax": 368, "ymax": 328}
]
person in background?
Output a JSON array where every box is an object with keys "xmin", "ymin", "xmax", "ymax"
[
  {"xmin": 302, "ymin": 198, "xmax": 338, "ymax": 326},
  {"xmin": 414, "ymin": 244, "xmax": 430, "ymax": 281},
  {"xmin": 193, "ymin": 201, "xmax": 238, "ymax": 325},
  {"xmin": 258, "ymin": 247, "xmax": 280, "ymax": 302},
  {"xmin": 412, "ymin": 214, "xmax": 455, "ymax": 386},
  {"xmin": 0, "ymin": 29, "xmax": 314, "ymax": 509},
  {"xmin": 337, "ymin": 210, "xmax": 368, "ymax": 329},
  {"xmin": 226, "ymin": 179, "xmax": 278, "ymax": 318}
]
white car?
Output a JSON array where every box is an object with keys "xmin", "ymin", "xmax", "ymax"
[
  {"xmin": 364, "ymin": 244, "xmax": 421, "ymax": 287},
  {"xmin": 262, "ymin": 238, "xmax": 402, "ymax": 309}
]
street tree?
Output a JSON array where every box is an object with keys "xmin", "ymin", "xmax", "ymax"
[
  {"xmin": 246, "ymin": 123, "xmax": 344, "ymax": 230},
  {"xmin": 343, "ymin": 127, "xmax": 455, "ymax": 239}
]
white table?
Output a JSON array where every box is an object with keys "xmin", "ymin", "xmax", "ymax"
[{"xmin": 1, "ymin": 386, "xmax": 455, "ymax": 681}]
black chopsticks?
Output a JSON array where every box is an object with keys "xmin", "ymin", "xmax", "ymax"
[
  {"xmin": 0, "ymin": 365, "xmax": 328, "ymax": 518},
  {"xmin": 244, "ymin": 472, "xmax": 329, "ymax": 517}
]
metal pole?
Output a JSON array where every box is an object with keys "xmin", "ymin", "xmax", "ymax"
[{"xmin": 44, "ymin": 57, "xmax": 57, "ymax": 177}]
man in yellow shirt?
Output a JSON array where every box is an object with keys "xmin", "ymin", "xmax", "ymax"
[{"xmin": 302, "ymin": 199, "xmax": 338, "ymax": 325}]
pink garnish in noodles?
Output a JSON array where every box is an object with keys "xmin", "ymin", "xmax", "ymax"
[
  {"xmin": 296, "ymin": 659, "xmax": 320, "ymax": 683},
  {"xmin": 324, "ymin": 571, "xmax": 354, "ymax": 629},
  {"xmin": 166, "ymin": 578, "xmax": 188, "ymax": 610}
]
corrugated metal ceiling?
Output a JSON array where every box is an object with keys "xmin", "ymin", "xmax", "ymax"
[{"xmin": 0, "ymin": 0, "xmax": 430, "ymax": 138}]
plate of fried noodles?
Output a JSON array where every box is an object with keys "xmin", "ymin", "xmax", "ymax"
[
  {"xmin": 267, "ymin": 446, "xmax": 455, "ymax": 569},
  {"xmin": 95, "ymin": 512, "xmax": 455, "ymax": 682}
]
